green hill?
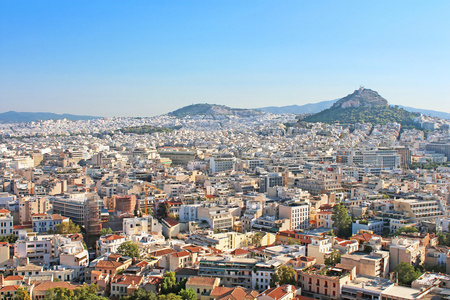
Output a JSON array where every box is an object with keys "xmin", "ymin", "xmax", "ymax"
[
  {"xmin": 169, "ymin": 103, "xmax": 263, "ymax": 118},
  {"xmin": 303, "ymin": 105, "xmax": 419, "ymax": 126},
  {"xmin": 303, "ymin": 88, "xmax": 419, "ymax": 126}
]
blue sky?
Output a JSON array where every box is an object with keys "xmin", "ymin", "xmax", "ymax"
[{"xmin": 1, "ymin": 1, "xmax": 449, "ymax": 117}]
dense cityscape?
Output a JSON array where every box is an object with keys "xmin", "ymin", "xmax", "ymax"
[{"xmin": 1, "ymin": 94, "xmax": 450, "ymax": 300}]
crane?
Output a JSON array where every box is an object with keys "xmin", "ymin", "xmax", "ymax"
[{"xmin": 143, "ymin": 183, "xmax": 164, "ymax": 215}]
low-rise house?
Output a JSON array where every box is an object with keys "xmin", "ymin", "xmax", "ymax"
[
  {"xmin": 110, "ymin": 275, "xmax": 143, "ymax": 298},
  {"xmin": 31, "ymin": 281, "xmax": 79, "ymax": 300},
  {"xmin": 186, "ymin": 276, "xmax": 220, "ymax": 300},
  {"xmin": 256, "ymin": 284, "xmax": 301, "ymax": 300},
  {"xmin": 209, "ymin": 286, "xmax": 259, "ymax": 300}
]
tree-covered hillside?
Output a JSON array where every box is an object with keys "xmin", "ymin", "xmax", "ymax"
[{"xmin": 303, "ymin": 105, "xmax": 419, "ymax": 127}]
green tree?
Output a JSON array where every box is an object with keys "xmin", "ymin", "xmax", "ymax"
[
  {"xmin": 158, "ymin": 294, "xmax": 182, "ymax": 300},
  {"xmin": 179, "ymin": 288, "xmax": 197, "ymax": 300},
  {"xmin": 44, "ymin": 284, "xmax": 107, "ymax": 300},
  {"xmin": 125, "ymin": 289, "xmax": 157, "ymax": 300},
  {"xmin": 117, "ymin": 241, "xmax": 140, "ymax": 258},
  {"xmin": 394, "ymin": 262, "xmax": 422, "ymax": 286},
  {"xmin": 0, "ymin": 234, "xmax": 18, "ymax": 243},
  {"xmin": 99, "ymin": 227, "xmax": 113, "ymax": 236},
  {"xmin": 393, "ymin": 226, "xmax": 419, "ymax": 236},
  {"xmin": 161, "ymin": 271, "xmax": 177, "ymax": 294},
  {"xmin": 49, "ymin": 220, "xmax": 81, "ymax": 234},
  {"xmin": 157, "ymin": 201, "xmax": 170, "ymax": 219},
  {"xmin": 331, "ymin": 203, "xmax": 352, "ymax": 238},
  {"xmin": 251, "ymin": 232, "xmax": 264, "ymax": 247},
  {"xmin": 324, "ymin": 249, "xmax": 341, "ymax": 266},
  {"xmin": 44, "ymin": 287, "xmax": 74, "ymax": 300},
  {"xmin": 270, "ymin": 265, "xmax": 296, "ymax": 287},
  {"xmin": 13, "ymin": 287, "xmax": 31, "ymax": 300}
]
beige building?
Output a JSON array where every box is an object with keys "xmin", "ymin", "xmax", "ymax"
[
  {"xmin": 0, "ymin": 242, "xmax": 10, "ymax": 267},
  {"xmin": 389, "ymin": 238, "xmax": 425, "ymax": 271},
  {"xmin": 186, "ymin": 276, "xmax": 220, "ymax": 300},
  {"xmin": 298, "ymin": 264, "xmax": 356, "ymax": 300},
  {"xmin": 340, "ymin": 251, "xmax": 389, "ymax": 278},
  {"xmin": 197, "ymin": 206, "xmax": 233, "ymax": 231},
  {"xmin": 307, "ymin": 237, "xmax": 333, "ymax": 264},
  {"xmin": 19, "ymin": 197, "xmax": 52, "ymax": 225},
  {"xmin": 393, "ymin": 198, "xmax": 445, "ymax": 222}
]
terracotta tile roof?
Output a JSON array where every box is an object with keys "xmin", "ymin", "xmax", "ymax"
[
  {"xmin": 183, "ymin": 245, "xmax": 203, "ymax": 253},
  {"xmin": 136, "ymin": 260, "xmax": 149, "ymax": 267},
  {"xmin": 111, "ymin": 275, "xmax": 143, "ymax": 285},
  {"xmin": 172, "ymin": 250, "xmax": 190, "ymax": 258},
  {"xmin": 34, "ymin": 281, "xmax": 79, "ymax": 291},
  {"xmin": 211, "ymin": 286, "xmax": 258, "ymax": 300},
  {"xmin": 260, "ymin": 285, "xmax": 295, "ymax": 300},
  {"xmin": 51, "ymin": 214, "xmax": 68, "ymax": 220},
  {"xmin": 13, "ymin": 225, "xmax": 32, "ymax": 230},
  {"xmin": 351, "ymin": 233, "xmax": 380, "ymax": 241},
  {"xmin": 230, "ymin": 248, "xmax": 250, "ymax": 256},
  {"xmin": 4, "ymin": 275, "xmax": 24, "ymax": 281},
  {"xmin": 0, "ymin": 285, "xmax": 19, "ymax": 292},
  {"xmin": 0, "ymin": 208, "xmax": 11, "ymax": 213},
  {"xmin": 339, "ymin": 240, "xmax": 357, "ymax": 246},
  {"xmin": 163, "ymin": 217, "xmax": 179, "ymax": 227},
  {"xmin": 96, "ymin": 260, "xmax": 123, "ymax": 269},
  {"xmin": 104, "ymin": 234, "xmax": 125, "ymax": 241},
  {"xmin": 186, "ymin": 276, "xmax": 217, "ymax": 286},
  {"xmin": 150, "ymin": 249, "xmax": 176, "ymax": 257}
]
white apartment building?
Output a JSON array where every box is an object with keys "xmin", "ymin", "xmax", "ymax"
[
  {"xmin": 0, "ymin": 209, "xmax": 13, "ymax": 236},
  {"xmin": 123, "ymin": 217, "xmax": 149, "ymax": 236},
  {"xmin": 252, "ymin": 260, "xmax": 281, "ymax": 291},
  {"xmin": 96, "ymin": 234, "xmax": 128, "ymax": 256},
  {"xmin": 279, "ymin": 202, "xmax": 310, "ymax": 230},
  {"xmin": 179, "ymin": 204, "xmax": 201, "ymax": 222},
  {"xmin": 210, "ymin": 155, "xmax": 236, "ymax": 173},
  {"xmin": 32, "ymin": 213, "xmax": 69, "ymax": 233}
]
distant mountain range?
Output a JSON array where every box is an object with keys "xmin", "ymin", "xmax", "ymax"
[
  {"xmin": 258, "ymin": 99, "xmax": 338, "ymax": 115},
  {"xmin": 0, "ymin": 111, "xmax": 101, "ymax": 123},
  {"xmin": 168, "ymin": 103, "xmax": 263, "ymax": 118}
]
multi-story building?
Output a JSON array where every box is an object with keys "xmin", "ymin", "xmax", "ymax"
[
  {"xmin": 198, "ymin": 256, "xmax": 257, "ymax": 289},
  {"xmin": 298, "ymin": 264, "xmax": 356, "ymax": 300},
  {"xmin": 279, "ymin": 202, "xmax": 310, "ymax": 230},
  {"xmin": 96, "ymin": 234, "xmax": 128, "ymax": 256},
  {"xmin": 32, "ymin": 213, "xmax": 69, "ymax": 233},
  {"xmin": 393, "ymin": 198, "xmax": 445, "ymax": 222},
  {"xmin": 389, "ymin": 238, "xmax": 425, "ymax": 271},
  {"xmin": 352, "ymin": 219, "xmax": 384, "ymax": 235},
  {"xmin": 307, "ymin": 237, "xmax": 333, "ymax": 264},
  {"xmin": 340, "ymin": 251, "xmax": 390, "ymax": 278},
  {"xmin": 210, "ymin": 155, "xmax": 236, "ymax": 174},
  {"xmin": 179, "ymin": 204, "xmax": 201, "ymax": 222},
  {"xmin": 52, "ymin": 193, "xmax": 102, "ymax": 235},
  {"xmin": 19, "ymin": 196, "xmax": 52, "ymax": 225},
  {"xmin": 198, "ymin": 206, "xmax": 233, "ymax": 231},
  {"xmin": 113, "ymin": 195, "xmax": 136, "ymax": 214},
  {"xmin": 341, "ymin": 275, "xmax": 394, "ymax": 300},
  {"xmin": 252, "ymin": 260, "xmax": 281, "ymax": 291},
  {"xmin": 259, "ymin": 173, "xmax": 283, "ymax": 193},
  {"xmin": 0, "ymin": 209, "xmax": 13, "ymax": 236}
]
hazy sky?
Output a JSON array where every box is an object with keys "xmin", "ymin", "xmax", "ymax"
[{"xmin": 1, "ymin": 1, "xmax": 449, "ymax": 117}]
